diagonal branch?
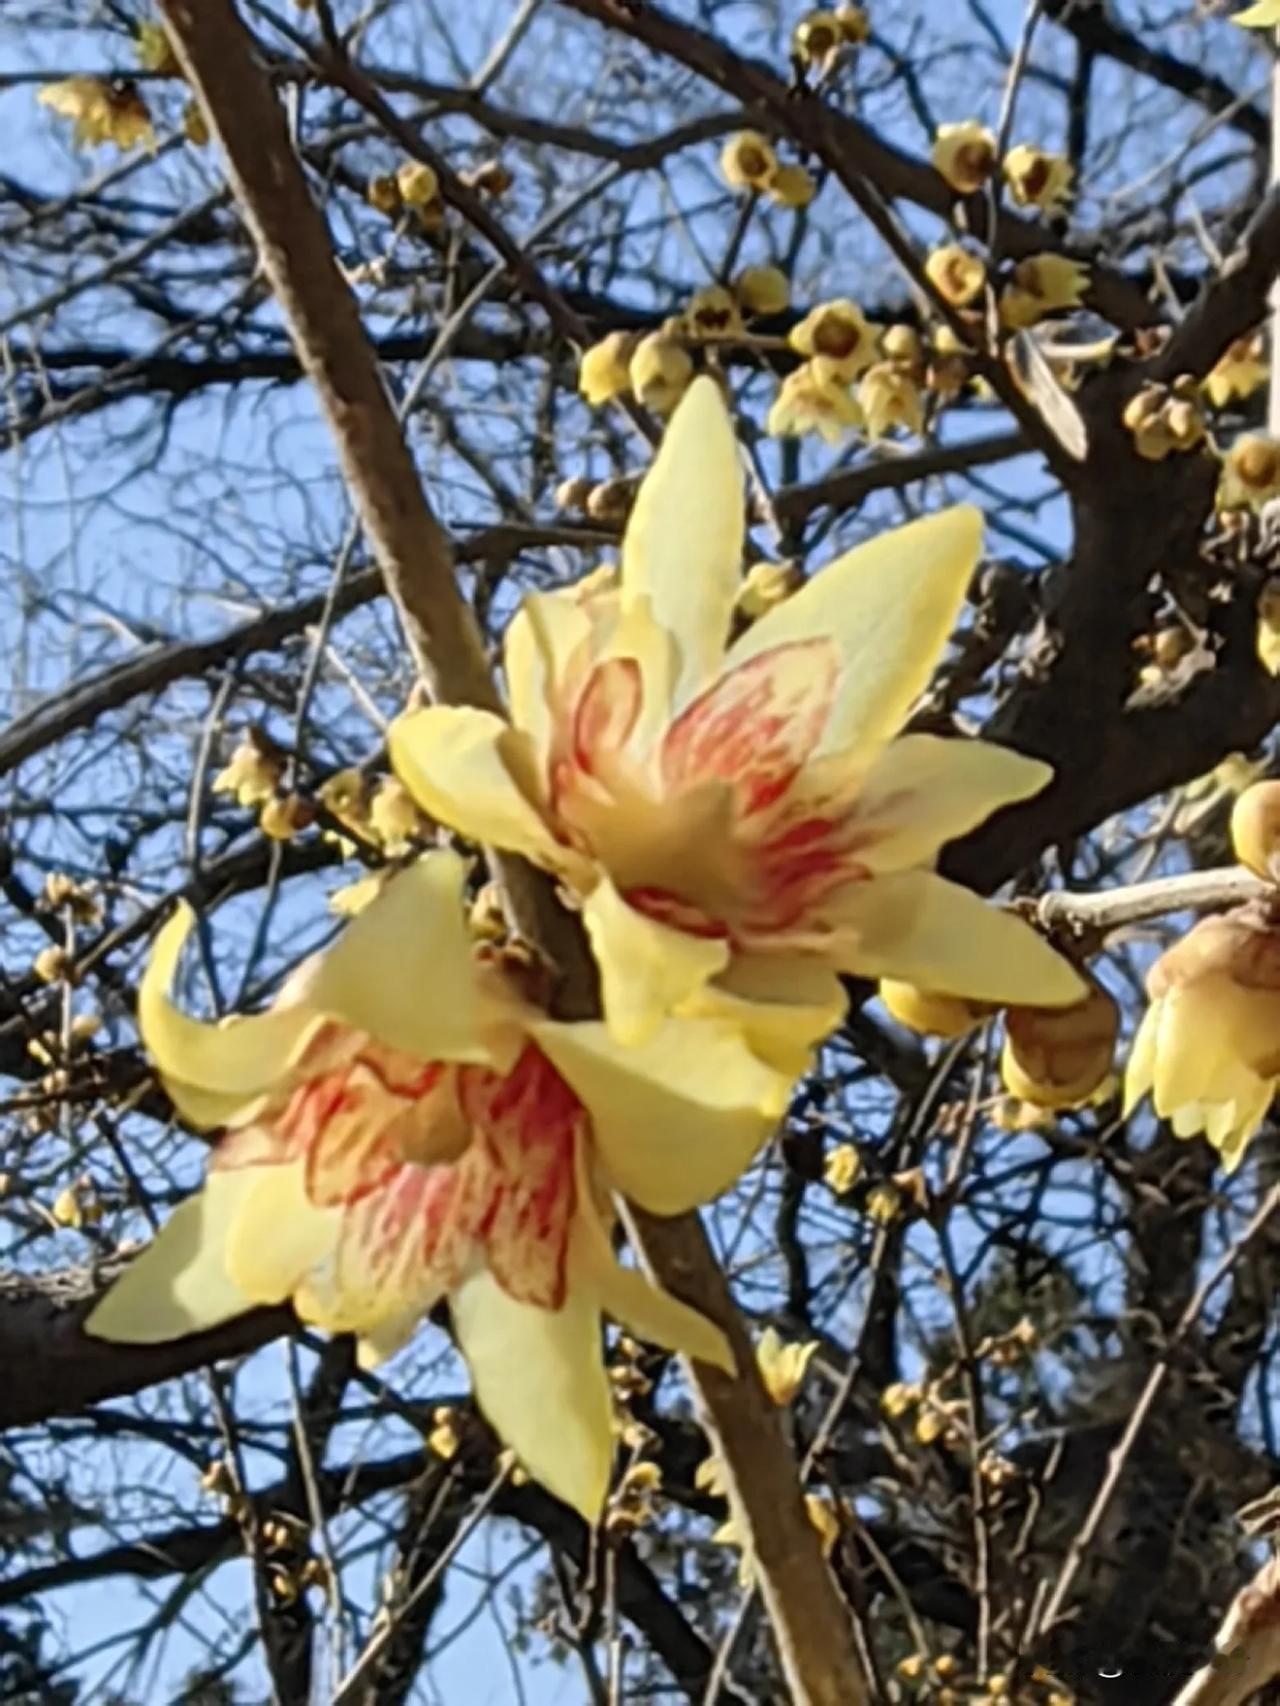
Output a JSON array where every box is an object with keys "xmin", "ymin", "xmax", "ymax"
[{"xmin": 148, "ymin": 4, "xmax": 869, "ymax": 1703}]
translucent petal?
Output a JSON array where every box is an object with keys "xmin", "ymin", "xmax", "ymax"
[
  {"xmin": 389, "ymin": 706, "xmax": 566, "ymax": 868},
  {"xmin": 851, "ymin": 734, "xmax": 1052, "ymax": 871},
  {"xmin": 725, "ymin": 507, "xmax": 981, "ymax": 762},
  {"xmin": 84, "ymin": 1170, "xmax": 258, "ymax": 1343},
  {"xmin": 223, "ymin": 1163, "xmax": 341, "ymax": 1306},
  {"xmin": 621, "ymin": 376, "xmax": 744, "ymax": 699},
  {"xmin": 571, "ymin": 1175, "xmax": 733, "ymax": 1373},
  {"xmin": 504, "ymin": 589, "xmax": 593, "ymax": 762},
  {"xmin": 452, "ymin": 1268, "xmax": 613, "ymax": 1519},
  {"xmin": 532, "ymin": 1010, "xmax": 788, "ymax": 1215},
  {"xmin": 1122, "ymin": 1004, "xmax": 1159, "ymax": 1117},
  {"xmin": 821, "ymin": 869, "xmax": 1085, "ymax": 1006},
  {"xmin": 581, "ymin": 877, "xmax": 730, "ymax": 1047},
  {"xmin": 677, "ymin": 953, "xmax": 848, "ymax": 1076}
]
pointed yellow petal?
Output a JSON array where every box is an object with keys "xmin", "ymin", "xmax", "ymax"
[
  {"xmin": 581, "ymin": 878, "xmax": 730, "ymax": 1047},
  {"xmin": 84, "ymin": 1171, "xmax": 258, "ymax": 1343},
  {"xmin": 503, "ymin": 589, "xmax": 593, "ymax": 761},
  {"xmin": 681, "ymin": 954, "xmax": 848, "ymax": 1076},
  {"xmin": 389, "ymin": 705, "xmax": 566, "ymax": 869},
  {"xmin": 854, "ymin": 734, "xmax": 1052, "ymax": 871},
  {"xmin": 621, "ymin": 376, "xmax": 744, "ymax": 698},
  {"xmin": 223, "ymin": 1163, "xmax": 341, "ymax": 1306},
  {"xmin": 1235, "ymin": 0, "xmax": 1280, "ymax": 26},
  {"xmin": 725, "ymin": 507, "xmax": 981, "ymax": 762},
  {"xmin": 1122, "ymin": 1003, "xmax": 1159, "ymax": 1117},
  {"xmin": 571, "ymin": 1184, "xmax": 733, "ymax": 1373},
  {"xmin": 531, "ymin": 1010, "xmax": 788, "ymax": 1214},
  {"xmin": 823, "ymin": 870, "xmax": 1085, "ymax": 1006},
  {"xmin": 309, "ymin": 853, "xmax": 495, "ymax": 1063},
  {"xmin": 451, "ymin": 1269, "xmax": 613, "ymax": 1519},
  {"xmin": 140, "ymin": 904, "xmax": 320, "ymax": 1126}
]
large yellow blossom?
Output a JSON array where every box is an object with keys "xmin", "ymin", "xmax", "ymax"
[
  {"xmin": 389, "ymin": 381, "xmax": 1083, "ymax": 1053},
  {"xmin": 1124, "ymin": 908, "xmax": 1280, "ymax": 1169},
  {"xmin": 88, "ymin": 854, "xmax": 794, "ymax": 1518}
]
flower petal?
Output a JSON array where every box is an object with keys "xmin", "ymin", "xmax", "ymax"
[
  {"xmin": 571, "ymin": 1175, "xmax": 733, "ymax": 1373},
  {"xmin": 451, "ymin": 1268, "xmax": 613, "ymax": 1519},
  {"xmin": 1122, "ymin": 1004, "xmax": 1158, "ymax": 1117},
  {"xmin": 660, "ymin": 639, "xmax": 840, "ymax": 817},
  {"xmin": 581, "ymin": 877, "xmax": 730, "ymax": 1047},
  {"xmin": 389, "ymin": 705, "xmax": 567, "ymax": 869},
  {"xmin": 84, "ymin": 1171, "xmax": 258, "ymax": 1343},
  {"xmin": 680, "ymin": 953, "xmax": 848, "ymax": 1076},
  {"xmin": 851, "ymin": 734, "xmax": 1052, "ymax": 871},
  {"xmin": 531, "ymin": 1011, "xmax": 788, "ymax": 1215},
  {"xmin": 621, "ymin": 375, "xmax": 744, "ymax": 698},
  {"xmin": 503, "ymin": 589, "xmax": 594, "ymax": 763},
  {"xmin": 223, "ymin": 1162, "xmax": 341, "ymax": 1305},
  {"xmin": 820, "ymin": 870, "xmax": 1086, "ymax": 1006},
  {"xmin": 725, "ymin": 507, "xmax": 981, "ymax": 762}
]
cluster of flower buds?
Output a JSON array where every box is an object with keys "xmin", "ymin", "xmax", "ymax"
[
  {"xmin": 1121, "ymin": 376, "xmax": 1206, "ymax": 461},
  {"xmin": 933, "ymin": 123, "xmax": 1074, "ymax": 216}
]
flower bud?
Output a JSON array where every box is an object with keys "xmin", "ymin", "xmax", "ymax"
[
  {"xmin": 1001, "ymin": 979, "xmax": 1119, "ymax": 1108},
  {"xmin": 1231, "ymin": 781, "xmax": 1280, "ymax": 882}
]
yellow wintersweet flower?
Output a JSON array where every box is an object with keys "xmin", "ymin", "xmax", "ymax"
[
  {"xmin": 932, "ymin": 121, "xmax": 996, "ymax": 195},
  {"xmin": 767, "ymin": 361, "xmax": 863, "ymax": 442},
  {"xmin": 368, "ymin": 776, "xmax": 424, "ymax": 855},
  {"xmin": 389, "ymin": 380, "xmax": 1084, "ymax": 1060},
  {"xmin": 999, "ymin": 255, "xmax": 1090, "ymax": 329},
  {"xmin": 823, "ymin": 1142, "xmax": 861, "ymax": 1194},
  {"xmin": 579, "ymin": 331, "xmax": 639, "ymax": 406},
  {"xmin": 1124, "ymin": 906, "xmax": 1280, "ymax": 1169},
  {"xmin": 86, "ymin": 855, "xmax": 796, "ymax": 1519},
  {"xmin": 213, "ymin": 732, "xmax": 284, "ymax": 809},
  {"xmin": 136, "ymin": 22, "xmax": 180, "ymax": 75},
  {"xmin": 879, "ymin": 979, "xmax": 991, "ymax": 1038},
  {"xmin": 39, "ymin": 78, "xmax": 155, "ymax": 152},
  {"xmin": 881, "ymin": 324, "xmax": 924, "ymax": 375},
  {"xmin": 1000, "ymin": 980, "xmax": 1119, "ymax": 1110},
  {"xmin": 683, "ymin": 285, "xmax": 743, "ymax": 340},
  {"xmin": 397, "ymin": 160, "xmax": 439, "ymax": 207},
  {"xmin": 1218, "ymin": 435, "xmax": 1280, "ymax": 512},
  {"xmin": 629, "ymin": 332, "xmax": 694, "ymax": 415},
  {"xmin": 756, "ymin": 1326, "xmax": 818, "ymax": 1405},
  {"xmin": 925, "ymin": 244, "xmax": 987, "ymax": 308},
  {"xmin": 721, "ymin": 131, "xmax": 778, "ymax": 191},
  {"xmin": 859, "ymin": 361, "xmax": 925, "ymax": 439},
  {"xmin": 733, "ymin": 265, "xmax": 791, "ymax": 317},
  {"xmin": 1232, "ymin": 781, "xmax": 1280, "ymax": 881},
  {"xmin": 1205, "ymin": 334, "xmax": 1268, "ymax": 408},
  {"xmin": 789, "ymin": 298, "xmax": 878, "ymax": 381},
  {"xmin": 1002, "ymin": 145, "xmax": 1074, "ymax": 215},
  {"xmin": 767, "ymin": 163, "xmax": 818, "ymax": 208},
  {"xmin": 792, "ymin": 11, "xmax": 843, "ymax": 68},
  {"xmin": 1258, "ymin": 579, "xmax": 1280, "ymax": 677},
  {"xmin": 835, "ymin": 6, "xmax": 871, "ymax": 45},
  {"xmin": 1235, "ymin": 0, "xmax": 1280, "ymax": 24}
]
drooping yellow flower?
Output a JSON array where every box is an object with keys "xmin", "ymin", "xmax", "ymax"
[
  {"xmin": 390, "ymin": 380, "xmax": 1084, "ymax": 1057},
  {"xmin": 767, "ymin": 361, "xmax": 863, "ymax": 442},
  {"xmin": 1258, "ymin": 579, "xmax": 1280, "ymax": 677},
  {"xmin": 1002, "ymin": 145, "xmax": 1074, "ymax": 215},
  {"xmin": 136, "ymin": 22, "xmax": 180, "ymax": 75},
  {"xmin": 1000, "ymin": 979, "xmax": 1119, "ymax": 1109},
  {"xmin": 213, "ymin": 731, "xmax": 285, "ymax": 809},
  {"xmin": 1231, "ymin": 781, "xmax": 1280, "ymax": 881},
  {"xmin": 721, "ymin": 131, "xmax": 778, "ymax": 191},
  {"xmin": 87, "ymin": 855, "xmax": 792, "ymax": 1518},
  {"xmin": 579, "ymin": 331, "xmax": 639, "ymax": 406},
  {"xmin": 999, "ymin": 255, "xmax": 1090, "ymax": 329},
  {"xmin": 767, "ymin": 163, "xmax": 818, "ymax": 208},
  {"xmin": 397, "ymin": 160, "xmax": 439, "ymax": 207},
  {"xmin": 756, "ymin": 1326, "xmax": 819, "ymax": 1404},
  {"xmin": 1235, "ymin": 0, "xmax": 1280, "ymax": 25},
  {"xmin": 1218, "ymin": 435, "xmax": 1280, "ymax": 512},
  {"xmin": 823, "ymin": 1141, "xmax": 861, "ymax": 1193},
  {"xmin": 792, "ymin": 11, "xmax": 843, "ymax": 68},
  {"xmin": 925, "ymin": 245, "xmax": 987, "ymax": 308},
  {"xmin": 733, "ymin": 265, "xmax": 791, "ymax": 317},
  {"xmin": 1205, "ymin": 333, "xmax": 1268, "ymax": 408},
  {"xmin": 859, "ymin": 361, "xmax": 925, "ymax": 439},
  {"xmin": 881, "ymin": 324, "xmax": 924, "ymax": 375},
  {"xmin": 368, "ymin": 775, "xmax": 425, "ymax": 855},
  {"xmin": 1125, "ymin": 907, "xmax": 1280, "ymax": 1169},
  {"xmin": 789, "ymin": 299, "xmax": 878, "ymax": 381},
  {"xmin": 39, "ymin": 78, "xmax": 155, "ymax": 152},
  {"xmin": 629, "ymin": 332, "xmax": 694, "ymax": 415},
  {"xmin": 932, "ymin": 121, "xmax": 997, "ymax": 195}
]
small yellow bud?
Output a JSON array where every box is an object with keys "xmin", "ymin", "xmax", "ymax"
[
  {"xmin": 578, "ymin": 330, "xmax": 639, "ymax": 405},
  {"xmin": 1231, "ymin": 781, "xmax": 1280, "ymax": 882},
  {"xmin": 925, "ymin": 244, "xmax": 986, "ymax": 308},
  {"xmin": 880, "ymin": 1380, "xmax": 921, "ymax": 1418},
  {"xmin": 835, "ymin": 5, "xmax": 871, "ymax": 44},
  {"xmin": 585, "ymin": 476, "xmax": 637, "ymax": 523},
  {"xmin": 213, "ymin": 731, "xmax": 285, "ymax": 809},
  {"xmin": 1219, "ymin": 434, "xmax": 1280, "ymax": 512},
  {"xmin": 368, "ymin": 776, "xmax": 423, "ymax": 855},
  {"xmin": 897, "ymin": 1653, "xmax": 927, "ymax": 1680},
  {"xmin": 367, "ymin": 173, "xmax": 401, "ymax": 216},
  {"xmin": 880, "ymin": 323, "xmax": 923, "ymax": 373},
  {"xmin": 1151, "ymin": 625, "xmax": 1192, "ymax": 672},
  {"xmin": 683, "ymin": 284, "xmax": 743, "ymax": 339},
  {"xmin": 823, "ymin": 1141, "xmax": 861, "ymax": 1194},
  {"xmin": 859, "ymin": 361, "xmax": 924, "ymax": 439},
  {"xmin": 1003, "ymin": 144, "xmax": 1074, "ymax": 214},
  {"xmin": 427, "ymin": 1405, "xmax": 460, "ymax": 1460},
  {"xmin": 737, "ymin": 559, "xmax": 803, "ymax": 620},
  {"xmin": 767, "ymin": 162, "xmax": 818, "ymax": 208},
  {"xmin": 933, "ymin": 1654, "xmax": 959, "ymax": 1678},
  {"xmin": 932, "ymin": 120, "xmax": 996, "ymax": 194},
  {"xmin": 396, "ymin": 160, "xmax": 439, "ymax": 207},
  {"xmin": 880, "ymin": 979, "xmax": 991, "ymax": 1038},
  {"xmin": 461, "ymin": 159, "xmax": 513, "ymax": 197},
  {"xmin": 804, "ymin": 1493, "xmax": 840, "ymax": 1555},
  {"xmin": 733, "ymin": 264, "xmax": 790, "ymax": 317},
  {"xmin": 694, "ymin": 1452, "xmax": 729, "ymax": 1497},
  {"xmin": 34, "ymin": 945, "xmax": 72, "ymax": 985},
  {"xmin": 259, "ymin": 794, "xmax": 316, "ymax": 842},
  {"xmin": 865, "ymin": 1182, "xmax": 900, "ymax": 1224},
  {"xmin": 1258, "ymin": 578, "xmax": 1280, "ymax": 677},
  {"xmin": 755, "ymin": 1327, "xmax": 819, "ymax": 1406},
  {"xmin": 182, "ymin": 100, "xmax": 209, "ymax": 147},
  {"xmin": 914, "ymin": 1405, "xmax": 946, "ymax": 1445},
  {"xmin": 629, "ymin": 332, "xmax": 693, "ymax": 414},
  {"xmin": 553, "ymin": 474, "xmax": 593, "ymax": 512},
  {"xmin": 720, "ymin": 130, "xmax": 778, "ymax": 191},
  {"xmin": 1205, "ymin": 333, "xmax": 1268, "ymax": 408}
]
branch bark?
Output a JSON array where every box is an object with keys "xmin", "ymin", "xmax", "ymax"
[
  {"xmin": 151, "ymin": 4, "xmax": 869, "ymax": 1702},
  {"xmin": 1170, "ymin": 1555, "xmax": 1280, "ymax": 1706}
]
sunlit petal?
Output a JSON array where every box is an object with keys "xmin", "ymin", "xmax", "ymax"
[
  {"xmin": 452, "ymin": 1268, "xmax": 613, "ymax": 1519},
  {"xmin": 581, "ymin": 877, "xmax": 730, "ymax": 1047},
  {"xmin": 621, "ymin": 376, "xmax": 744, "ymax": 698},
  {"xmin": 820, "ymin": 870, "xmax": 1085, "ymax": 1006},
  {"xmin": 223, "ymin": 1162, "xmax": 341, "ymax": 1305},
  {"xmin": 852, "ymin": 734, "xmax": 1052, "ymax": 871},
  {"xmin": 504, "ymin": 589, "xmax": 594, "ymax": 762},
  {"xmin": 678, "ymin": 953, "xmax": 848, "ymax": 1076},
  {"xmin": 725, "ymin": 507, "xmax": 982, "ymax": 761}
]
